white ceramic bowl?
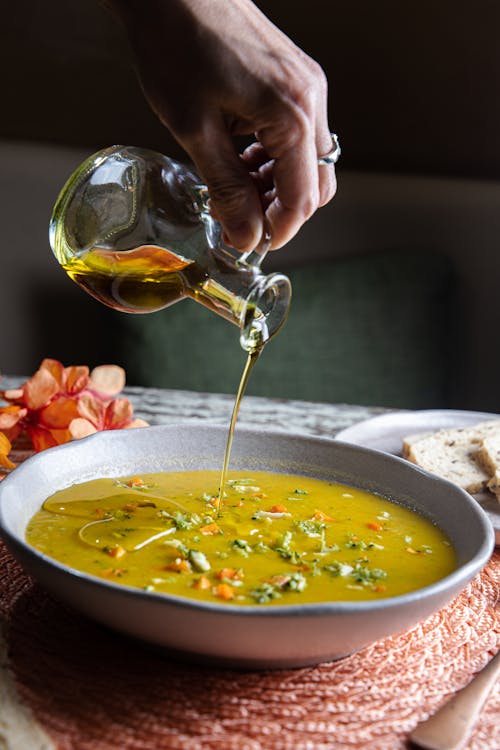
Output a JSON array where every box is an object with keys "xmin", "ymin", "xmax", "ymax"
[{"xmin": 0, "ymin": 425, "xmax": 494, "ymax": 668}]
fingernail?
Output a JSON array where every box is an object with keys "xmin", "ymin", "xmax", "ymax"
[{"xmin": 223, "ymin": 220, "xmax": 253, "ymax": 250}]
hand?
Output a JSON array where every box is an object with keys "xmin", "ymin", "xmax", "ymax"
[{"xmin": 108, "ymin": 0, "xmax": 337, "ymax": 252}]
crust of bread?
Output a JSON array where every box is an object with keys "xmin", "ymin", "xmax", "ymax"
[
  {"xmin": 402, "ymin": 431, "xmax": 433, "ymax": 458},
  {"xmin": 475, "ymin": 432, "xmax": 500, "ymax": 501}
]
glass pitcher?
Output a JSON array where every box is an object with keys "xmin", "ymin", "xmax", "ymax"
[{"xmin": 49, "ymin": 145, "xmax": 291, "ymax": 353}]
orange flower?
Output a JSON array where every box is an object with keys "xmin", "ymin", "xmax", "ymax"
[
  {"xmin": 0, "ymin": 432, "xmax": 16, "ymax": 471},
  {"xmin": 0, "ymin": 359, "xmax": 148, "ymax": 454},
  {"xmin": 70, "ymin": 395, "xmax": 149, "ymax": 439}
]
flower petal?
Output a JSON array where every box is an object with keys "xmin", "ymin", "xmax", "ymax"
[
  {"xmin": 64, "ymin": 366, "xmax": 90, "ymax": 395},
  {"xmin": 1, "ymin": 388, "xmax": 24, "ymax": 403},
  {"xmin": 0, "ymin": 405, "xmax": 27, "ymax": 430},
  {"xmin": 40, "ymin": 359, "xmax": 65, "ymax": 388},
  {"xmin": 105, "ymin": 398, "xmax": 133, "ymax": 429},
  {"xmin": 24, "ymin": 368, "xmax": 60, "ymax": 410},
  {"xmin": 48, "ymin": 428, "xmax": 73, "ymax": 446},
  {"xmin": 28, "ymin": 426, "xmax": 59, "ymax": 452},
  {"xmin": 0, "ymin": 432, "xmax": 16, "ymax": 469},
  {"xmin": 69, "ymin": 418, "xmax": 98, "ymax": 440},
  {"xmin": 76, "ymin": 393, "xmax": 103, "ymax": 428},
  {"xmin": 123, "ymin": 418, "xmax": 149, "ymax": 429},
  {"xmin": 39, "ymin": 397, "xmax": 80, "ymax": 429},
  {"xmin": 90, "ymin": 365, "xmax": 126, "ymax": 397}
]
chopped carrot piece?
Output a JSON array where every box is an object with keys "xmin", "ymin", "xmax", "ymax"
[
  {"xmin": 232, "ymin": 500, "xmax": 244, "ymax": 508},
  {"xmin": 93, "ymin": 508, "xmax": 106, "ymax": 518},
  {"xmin": 269, "ymin": 504, "xmax": 287, "ymax": 513},
  {"xmin": 313, "ymin": 510, "xmax": 336, "ymax": 522},
  {"xmin": 216, "ymin": 567, "xmax": 243, "ymax": 581},
  {"xmin": 213, "ymin": 583, "xmax": 235, "ymax": 600},
  {"xmin": 373, "ymin": 584, "xmax": 387, "ymax": 593},
  {"xmin": 106, "ymin": 545, "xmax": 126, "ymax": 559},
  {"xmin": 200, "ymin": 522, "xmax": 221, "ymax": 536},
  {"xmin": 367, "ymin": 521, "xmax": 383, "ymax": 531},
  {"xmin": 164, "ymin": 557, "xmax": 192, "ymax": 573},
  {"xmin": 127, "ymin": 476, "xmax": 144, "ymax": 487},
  {"xmin": 101, "ymin": 568, "xmax": 126, "ymax": 578},
  {"xmin": 192, "ymin": 575, "xmax": 211, "ymax": 590},
  {"xmin": 122, "ymin": 503, "xmax": 138, "ymax": 512}
]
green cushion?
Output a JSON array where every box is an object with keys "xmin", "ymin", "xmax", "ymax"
[{"xmin": 112, "ymin": 250, "xmax": 454, "ymax": 409}]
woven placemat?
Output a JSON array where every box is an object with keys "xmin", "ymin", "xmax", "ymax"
[{"xmin": 0, "ymin": 451, "xmax": 499, "ymax": 750}]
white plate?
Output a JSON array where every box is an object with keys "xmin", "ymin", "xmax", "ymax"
[{"xmin": 336, "ymin": 409, "xmax": 500, "ymax": 544}]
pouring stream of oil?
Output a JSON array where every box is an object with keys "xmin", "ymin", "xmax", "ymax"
[{"xmin": 215, "ymin": 349, "xmax": 261, "ymax": 514}]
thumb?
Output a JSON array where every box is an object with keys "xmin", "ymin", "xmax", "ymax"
[{"xmin": 184, "ymin": 123, "xmax": 264, "ymax": 252}]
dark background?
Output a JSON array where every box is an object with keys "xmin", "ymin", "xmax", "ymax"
[
  {"xmin": 2, "ymin": 0, "xmax": 499, "ymax": 178},
  {"xmin": 1, "ymin": 1, "xmax": 499, "ymax": 409}
]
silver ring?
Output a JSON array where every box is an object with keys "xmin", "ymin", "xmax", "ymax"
[{"xmin": 318, "ymin": 132, "xmax": 341, "ymax": 166}]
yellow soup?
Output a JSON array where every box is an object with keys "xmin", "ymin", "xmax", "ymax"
[{"xmin": 26, "ymin": 470, "xmax": 456, "ymax": 606}]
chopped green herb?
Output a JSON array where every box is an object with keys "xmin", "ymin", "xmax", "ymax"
[
  {"xmin": 171, "ymin": 511, "xmax": 202, "ymax": 530},
  {"xmin": 275, "ymin": 548, "xmax": 303, "ymax": 564},
  {"xmin": 324, "ymin": 561, "xmax": 354, "ymax": 577},
  {"xmin": 112, "ymin": 509, "xmax": 132, "ymax": 521},
  {"xmin": 345, "ymin": 534, "xmax": 368, "ymax": 550},
  {"xmin": 276, "ymin": 531, "xmax": 293, "ymax": 550},
  {"xmin": 351, "ymin": 563, "xmax": 387, "ymax": 585},
  {"xmin": 253, "ymin": 541, "xmax": 270, "ymax": 554},
  {"xmin": 297, "ymin": 520, "xmax": 325, "ymax": 537},
  {"xmin": 231, "ymin": 539, "xmax": 253, "ymax": 557},
  {"xmin": 319, "ymin": 530, "xmax": 340, "ymax": 554},
  {"xmin": 249, "ymin": 583, "xmax": 282, "ymax": 604},
  {"xmin": 282, "ymin": 572, "xmax": 307, "ymax": 592}
]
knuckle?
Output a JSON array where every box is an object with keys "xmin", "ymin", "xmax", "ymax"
[
  {"xmin": 307, "ymin": 58, "xmax": 328, "ymax": 93},
  {"xmin": 283, "ymin": 55, "xmax": 327, "ymax": 112},
  {"xmin": 257, "ymin": 103, "xmax": 309, "ymax": 156},
  {"xmin": 208, "ymin": 178, "xmax": 250, "ymax": 213}
]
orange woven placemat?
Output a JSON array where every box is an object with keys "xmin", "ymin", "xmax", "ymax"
[{"xmin": 0, "ymin": 454, "xmax": 499, "ymax": 750}]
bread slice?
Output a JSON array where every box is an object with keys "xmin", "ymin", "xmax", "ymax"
[
  {"xmin": 403, "ymin": 420, "xmax": 500, "ymax": 494},
  {"xmin": 475, "ymin": 432, "xmax": 500, "ymax": 500}
]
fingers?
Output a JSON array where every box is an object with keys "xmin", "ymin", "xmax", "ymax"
[
  {"xmin": 241, "ymin": 79, "xmax": 338, "ymax": 250},
  {"xmin": 261, "ymin": 123, "xmax": 320, "ymax": 249},
  {"xmin": 184, "ymin": 119, "xmax": 264, "ymax": 252},
  {"xmin": 250, "ymin": 94, "xmax": 324, "ymax": 249},
  {"xmin": 313, "ymin": 66, "xmax": 338, "ymax": 208}
]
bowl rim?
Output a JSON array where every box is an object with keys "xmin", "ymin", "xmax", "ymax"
[{"xmin": 0, "ymin": 424, "xmax": 495, "ymax": 617}]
